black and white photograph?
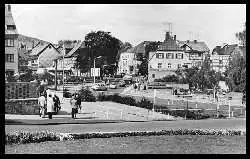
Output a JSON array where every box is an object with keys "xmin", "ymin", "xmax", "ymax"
[{"xmin": 5, "ymin": 4, "xmax": 246, "ymax": 154}]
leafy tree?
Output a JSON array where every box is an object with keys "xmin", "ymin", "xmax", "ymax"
[
  {"xmin": 235, "ymin": 22, "xmax": 246, "ymax": 47},
  {"xmin": 145, "ymin": 41, "xmax": 161, "ymax": 58},
  {"xmin": 225, "ymin": 53, "xmax": 246, "ymax": 93},
  {"xmin": 75, "ymin": 31, "xmax": 121, "ymax": 77},
  {"xmin": 137, "ymin": 57, "xmax": 148, "ymax": 76},
  {"xmin": 84, "ymin": 31, "xmax": 121, "ymax": 65},
  {"xmin": 137, "ymin": 41, "xmax": 161, "ymax": 76}
]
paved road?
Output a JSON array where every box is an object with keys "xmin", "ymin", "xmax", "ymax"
[{"xmin": 5, "ymin": 118, "xmax": 246, "ymax": 134}]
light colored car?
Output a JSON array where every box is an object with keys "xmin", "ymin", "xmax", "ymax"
[
  {"xmin": 91, "ymin": 83, "xmax": 107, "ymax": 91},
  {"xmin": 109, "ymin": 83, "xmax": 118, "ymax": 89}
]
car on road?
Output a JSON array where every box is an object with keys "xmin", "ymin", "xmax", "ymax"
[
  {"xmin": 91, "ymin": 83, "xmax": 107, "ymax": 91},
  {"xmin": 119, "ymin": 81, "xmax": 126, "ymax": 87},
  {"xmin": 109, "ymin": 83, "xmax": 118, "ymax": 89}
]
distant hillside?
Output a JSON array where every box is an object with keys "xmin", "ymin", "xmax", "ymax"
[{"xmin": 17, "ymin": 34, "xmax": 52, "ymax": 51}]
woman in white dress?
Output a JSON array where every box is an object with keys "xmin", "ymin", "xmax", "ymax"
[{"xmin": 47, "ymin": 94, "xmax": 54, "ymax": 119}]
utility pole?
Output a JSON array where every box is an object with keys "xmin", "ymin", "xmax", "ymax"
[
  {"xmin": 93, "ymin": 57, "xmax": 96, "ymax": 84},
  {"xmin": 62, "ymin": 44, "xmax": 65, "ymax": 95},
  {"xmin": 54, "ymin": 59, "xmax": 58, "ymax": 91}
]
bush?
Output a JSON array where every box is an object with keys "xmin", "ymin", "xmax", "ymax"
[
  {"xmin": 137, "ymin": 97, "xmax": 153, "ymax": 110},
  {"xmin": 97, "ymin": 92, "xmax": 111, "ymax": 101},
  {"xmin": 63, "ymin": 88, "xmax": 71, "ymax": 98},
  {"xmin": 121, "ymin": 96, "xmax": 137, "ymax": 106},
  {"xmin": 79, "ymin": 88, "xmax": 96, "ymax": 102},
  {"xmin": 154, "ymin": 75, "xmax": 179, "ymax": 83},
  {"xmin": 66, "ymin": 76, "xmax": 83, "ymax": 83}
]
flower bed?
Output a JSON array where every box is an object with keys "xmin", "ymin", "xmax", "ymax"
[{"xmin": 6, "ymin": 129, "xmax": 246, "ymax": 145}]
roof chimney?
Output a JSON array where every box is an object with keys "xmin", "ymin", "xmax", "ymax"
[
  {"xmin": 174, "ymin": 35, "xmax": 176, "ymax": 41},
  {"xmin": 165, "ymin": 32, "xmax": 170, "ymax": 42},
  {"xmin": 187, "ymin": 40, "xmax": 190, "ymax": 43},
  {"xmin": 194, "ymin": 40, "xmax": 197, "ymax": 43}
]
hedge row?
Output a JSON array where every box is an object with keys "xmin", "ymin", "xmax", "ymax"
[
  {"xmin": 6, "ymin": 129, "xmax": 246, "ymax": 145},
  {"xmin": 97, "ymin": 93, "xmax": 220, "ymax": 120}
]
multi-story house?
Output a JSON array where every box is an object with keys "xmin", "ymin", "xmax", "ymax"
[
  {"xmin": 56, "ymin": 41, "xmax": 86, "ymax": 77},
  {"xmin": 28, "ymin": 43, "xmax": 62, "ymax": 73},
  {"xmin": 117, "ymin": 51, "xmax": 140, "ymax": 75},
  {"xmin": 5, "ymin": 4, "xmax": 19, "ymax": 77},
  {"xmin": 117, "ymin": 41, "xmax": 153, "ymax": 75},
  {"xmin": 178, "ymin": 40, "xmax": 210, "ymax": 68},
  {"xmin": 210, "ymin": 44, "xmax": 245, "ymax": 73},
  {"xmin": 148, "ymin": 32, "xmax": 187, "ymax": 82}
]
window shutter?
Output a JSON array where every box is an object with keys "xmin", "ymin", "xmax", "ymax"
[
  {"xmin": 162, "ymin": 53, "xmax": 164, "ymax": 58},
  {"xmin": 172, "ymin": 53, "xmax": 174, "ymax": 59},
  {"xmin": 176, "ymin": 53, "xmax": 178, "ymax": 59},
  {"xmin": 181, "ymin": 54, "xmax": 183, "ymax": 59}
]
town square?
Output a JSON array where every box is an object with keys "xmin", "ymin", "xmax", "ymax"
[{"xmin": 5, "ymin": 4, "xmax": 246, "ymax": 154}]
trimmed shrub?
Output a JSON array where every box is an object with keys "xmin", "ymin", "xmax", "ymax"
[
  {"xmin": 121, "ymin": 96, "xmax": 137, "ymax": 106},
  {"xmin": 137, "ymin": 97, "xmax": 153, "ymax": 110},
  {"xmin": 79, "ymin": 88, "xmax": 96, "ymax": 102},
  {"xmin": 63, "ymin": 88, "xmax": 71, "ymax": 98}
]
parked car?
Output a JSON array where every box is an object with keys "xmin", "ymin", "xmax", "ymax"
[
  {"xmin": 119, "ymin": 81, "xmax": 126, "ymax": 87},
  {"xmin": 91, "ymin": 83, "xmax": 107, "ymax": 91},
  {"xmin": 109, "ymin": 83, "xmax": 118, "ymax": 89}
]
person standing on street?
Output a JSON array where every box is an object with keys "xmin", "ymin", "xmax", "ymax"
[
  {"xmin": 70, "ymin": 94, "xmax": 78, "ymax": 119},
  {"xmin": 38, "ymin": 93, "xmax": 46, "ymax": 118},
  {"xmin": 53, "ymin": 94, "xmax": 61, "ymax": 114},
  {"xmin": 76, "ymin": 93, "xmax": 82, "ymax": 113},
  {"xmin": 47, "ymin": 94, "xmax": 54, "ymax": 119}
]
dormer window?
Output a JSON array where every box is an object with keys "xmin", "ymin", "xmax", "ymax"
[{"xmin": 7, "ymin": 25, "xmax": 16, "ymax": 30}]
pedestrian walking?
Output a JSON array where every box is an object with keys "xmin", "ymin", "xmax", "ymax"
[
  {"xmin": 70, "ymin": 94, "xmax": 78, "ymax": 119},
  {"xmin": 47, "ymin": 94, "xmax": 54, "ymax": 119},
  {"xmin": 76, "ymin": 93, "xmax": 82, "ymax": 113},
  {"xmin": 38, "ymin": 93, "xmax": 46, "ymax": 118}
]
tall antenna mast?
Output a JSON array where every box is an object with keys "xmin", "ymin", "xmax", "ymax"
[{"xmin": 162, "ymin": 21, "xmax": 173, "ymax": 34}]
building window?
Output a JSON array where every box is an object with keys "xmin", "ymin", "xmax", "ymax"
[
  {"xmin": 158, "ymin": 63, "xmax": 162, "ymax": 69},
  {"xmin": 167, "ymin": 53, "xmax": 174, "ymax": 59},
  {"xmin": 219, "ymin": 60, "xmax": 223, "ymax": 64},
  {"xmin": 152, "ymin": 74, "xmax": 155, "ymax": 78},
  {"xmin": 168, "ymin": 63, "xmax": 171, "ymax": 68},
  {"xmin": 157, "ymin": 53, "xmax": 164, "ymax": 59},
  {"xmin": 7, "ymin": 25, "xmax": 16, "ymax": 30},
  {"xmin": 176, "ymin": 53, "xmax": 183, "ymax": 59},
  {"xmin": 5, "ymin": 54, "xmax": 14, "ymax": 63},
  {"xmin": 5, "ymin": 39, "xmax": 14, "ymax": 47}
]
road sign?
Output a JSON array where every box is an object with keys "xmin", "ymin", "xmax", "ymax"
[{"xmin": 91, "ymin": 68, "xmax": 100, "ymax": 77}]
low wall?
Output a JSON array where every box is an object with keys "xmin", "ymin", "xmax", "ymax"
[
  {"xmin": 5, "ymin": 98, "xmax": 39, "ymax": 115},
  {"xmin": 5, "ymin": 82, "xmax": 38, "ymax": 99}
]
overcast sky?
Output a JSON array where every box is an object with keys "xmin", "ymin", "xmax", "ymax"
[{"xmin": 11, "ymin": 4, "xmax": 246, "ymax": 50}]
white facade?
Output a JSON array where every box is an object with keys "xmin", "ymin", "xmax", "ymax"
[
  {"xmin": 117, "ymin": 52, "xmax": 140, "ymax": 75},
  {"xmin": 148, "ymin": 51, "xmax": 191, "ymax": 71},
  {"xmin": 210, "ymin": 54, "xmax": 230, "ymax": 73}
]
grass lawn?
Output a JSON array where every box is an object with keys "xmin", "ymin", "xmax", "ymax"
[{"xmin": 5, "ymin": 135, "xmax": 246, "ymax": 154}]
